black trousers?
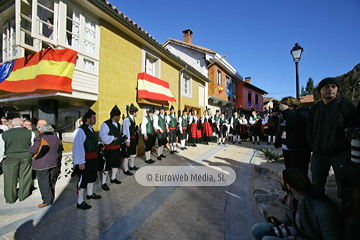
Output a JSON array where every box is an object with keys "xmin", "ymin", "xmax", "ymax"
[
  {"xmin": 36, "ymin": 167, "xmax": 57, "ymax": 205},
  {"xmin": 77, "ymin": 158, "xmax": 97, "ymax": 189},
  {"xmin": 168, "ymin": 129, "xmax": 176, "ymax": 144},
  {"xmin": 283, "ymin": 149, "xmax": 311, "ymax": 174},
  {"xmin": 103, "ymin": 148, "xmax": 122, "ymax": 170},
  {"xmin": 144, "ymin": 133, "xmax": 156, "ymax": 151}
]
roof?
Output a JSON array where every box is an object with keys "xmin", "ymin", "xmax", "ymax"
[
  {"xmin": 300, "ymin": 94, "xmax": 314, "ymax": 103},
  {"xmin": 164, "ymin": 38, "xmax": 217, "ymax": 54},
  {"xmin": 243, "ymin": 82, "xmax": 268, "ymax": 94},
  {"xmin": 263, "ymin": 97, "xmax": 278, "ymax": 102},
  {"xmin": 89, "ymin": 0, "xmax": 211, "ymax": 83}
]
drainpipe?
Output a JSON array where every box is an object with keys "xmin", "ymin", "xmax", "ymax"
[{"xmin": 178, "ymin": 65, "xmax": 188, "ymax": 115}]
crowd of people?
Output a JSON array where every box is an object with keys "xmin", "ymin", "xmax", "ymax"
[
  {"xmin": 252, "ymin": 77, "xmax": 360, "ymax": 240},
  {"xmin": 0, "ymin": 77, "xmax": 359, "ymax": 239}
]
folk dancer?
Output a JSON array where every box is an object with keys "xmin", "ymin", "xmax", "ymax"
[
  {"xmin": 263, "ymin": 111, "xmax": 277, "ymax": 145},
  {"xmin": 178, "ymin": 107, "xmax": 188, "ymax": 150},
  {"xmin": 249, "ymin": 109, "xmax": 261, "ymax": 145},
  {"xmin": 239, "ymin": 114, "xmax": 248, "ymax": 142},
  {"xmin": 141, "ymin": 107, "xmax": 156, "ymax": 164},
  {"xmin": 122, "ymin": 103, "xmax": 140, "ymax": 176},
  {"xmin": 217, "ymin": 113, "xmax": 228, "ymax": 145},
  {"xmin": 213, "ymin": 110, "xmax": 221, "ymax": 143},
  {"xmin": 201, "ymin": 109, "xmax": 213, "ymax": 145},
  {"xmin": 99, "ymin": 105, "xmax": 123, "ymax": 191},
  {"xmin": 189, "ymin": 110, "xmax": 202, "ymax": 147},
  {"xmin": 73, "ymin": 109, "xmax": 101, "ymax": 210},
  {"xmin": 153, "ymin": 105, "xmax": 167, "ymax": 160},
  {"xmin": 230, "ymin": 111, "xmax": 241, "ymax": 144},
  {"xmin": 167, "ymin": 105, "xmax": 179, "ymax": 154}
]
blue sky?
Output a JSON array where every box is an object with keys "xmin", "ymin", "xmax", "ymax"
[{"xmin": 111, "ymin": 0, "xmax": 360, "ymax": 99}]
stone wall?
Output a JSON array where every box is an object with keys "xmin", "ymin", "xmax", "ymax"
[{"xmin": 336, "ymin": 63, "xmax": 360, "ymax": 101}]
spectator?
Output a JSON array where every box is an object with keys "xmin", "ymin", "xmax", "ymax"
[
  {"xmin": 251, "ymin": 168, "xmax": 343, "ymax": 240},
  {"xmin": 0, "ymin": 118, "xmax": 35, "ymax": 203},
  {"xmin": 306, "ymin": 77, "xmax": 358, "ymax": 197},
  {"xmin": 279, "ymin": 97, "xmax": 311, "ymax": 174},
  {"xmin": 28, "ymin": 124, "xmax": 60, "ymax": 208},
  {"xmin": 30, "ymin": 118, "xmax": 38, "ymax": 132},
  {"xmin": 35, "ymin": 120, "xmax": 47, "ymax": 136},
  {"xmin": 22, "ymin": 120, "xmax": 32, "ymax": 130},
  {"xmin": 5, "ymin": 119, "xmax": 12, "ymax": 130},
  {"xmin": 20, "ymin": 114, "xmax": 30, "ymax": 121},
  {"xmin": 0, "ymin": 117, "xmax": 9, "ymax": 132}
]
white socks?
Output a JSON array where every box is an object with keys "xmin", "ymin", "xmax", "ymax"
[
  {"xmin": 78, "ymin": 189, "xmax": 84, "ymax": 204},
  {"xmin": 129, "ymin": 155, "xmax": 135, "ymax": 168},
  {"xmin": 181, "ymin": 140, "xmax": 185, "ymax": 148},
  {"xmin": 257, "ymin": 136, "xmax": 260, "ymax": 142},
  {"xmin": 268, "ymin": 135, "xmax": 271, "ymax": 143},
  {"xmin": 102, "ymin": 171, "xmax": 108, "ymax": 184},
  {"xmin": 157, "ymin": 147, "xmax": 162, "ymax": 157},
  {"xmin": 123, "ymin": 158, "xmax": 129, "ymax": 172},
  {"xmin": 87, "ymin": 183, "xmax": 93, "ymax": 196},
  {"xmin": 145, "ymin": 151, "xmax": 151, "ymax": 160},
  {"xmin": 111, "ymin": 168, "xmax": 117, "ymax": 180}
]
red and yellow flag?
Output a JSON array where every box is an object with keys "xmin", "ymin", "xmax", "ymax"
[
  {"xmin": 137, "ymin": 72, "xmax": 176, "ymax": 102},
  {"xmin": 218, "ymin": 85, "xmax": 224, "ymax": 93},
  {"xmin": 0, "ymin": 48, "xmax": 77, "ymax": 93}
]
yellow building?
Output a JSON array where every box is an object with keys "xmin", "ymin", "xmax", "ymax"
[{"xmin": 0, "ymin": 0, "xmax": 210, "ymax": 156}]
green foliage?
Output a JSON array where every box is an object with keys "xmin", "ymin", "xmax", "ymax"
[
  {"xmin": 305, "ymin": 77, "xmax": 315, "ymax": 95},
  {"xmin": 300, "ymin": 86, "xmax": 306, "ymax": 97},
  {"xmin": 259, "ymin": 148, "xmax": 284, "ymax": 162}
]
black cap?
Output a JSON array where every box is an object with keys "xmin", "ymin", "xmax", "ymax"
[
  {"xmin": 110, "ymin": 105, "xmax": 121, "ymax": 118},
  {"xmin": 272, "ymin": 107, "xmax": 279, "ymax": 112},
  {"xmin": 317, "ymin": 77, "xmax": 340, "ymax": 93},
  {"xmin": 159, "ymin": 105, "xmax": 165, "ymax": 110},
  {"xmin": 182, "ymin": 107, "xmax": 187, "ymax": 113},
  {"xmin": 170, "ymin": 105, "xmax": 175, "ymax": 111},
  {"xmin": 84, "ymin": 108, "xmax": 96, "ymax": 117},
  {"xmin": 129, "ymin": 103, "xmax": 138, "ymax": 112},
  {"xmin": 216, "ymin": 109, "xmax": 220, "ymax": 113},
  {"xmin": 148, "ymin": 107, "xmax": 155, "ymax": 113}
]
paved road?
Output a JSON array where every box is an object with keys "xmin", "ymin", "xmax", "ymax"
[{"xmin": 0, "ymin": 141, "xmax": 265, "ymax": 240}]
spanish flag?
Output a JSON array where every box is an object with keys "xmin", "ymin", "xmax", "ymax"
[
  {"xmin": 218, "ymin": 85, "xmax": 224, "ymax": 93},
  {"xmin": 0, "ymin": 48, "xmax": 77, "ymax": 93},
  {"xmin": 137, "ymin": 72, "xmax": 176, "ymax": 102}
]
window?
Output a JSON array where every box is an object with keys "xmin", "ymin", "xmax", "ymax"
[
  {"xmin": 226, "ymin": 76, "xmax": 231, "ymax": 89},
  {"xmin": 248, "ymin": 91, "xmax": 252, "ymax": 102},
  {"xmin": 232, "ymin": 80, "xmax": 236, "ymax": 93},
  {"xmin": 217, "ymin": 70, "xmax": 222, "ymax": 85},
  {"xmin": 182, "ymin": 73, "xmax": 192, "ymax": 98},
  {"xmin": 142, "ymin": 49, "xmax": 160, "ymax": 78},
  {"xmin": 199, "ymin": 85, "xmax": 205, "ymax": 107},
  {"xmin": 2, "ymin": 20, "xmax": 19, "ymax": 62},
  {"xmin": 65, "ymin": 5, "xmax": 80, "ymax": 49},
  {"xmin": 255, "ymin": 94, "xmax": 259, "ymax": 104}
]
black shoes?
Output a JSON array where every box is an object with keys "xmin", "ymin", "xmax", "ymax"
[
  {"xmin": 233, "ymin": 142, "xmax": 235, "ymax": 144},
  {"xmin": 86, "ymin": 193, "xmax": 102, "ymax": 200},
  {"xmin": 252, "ymin": 142, "xmax": 255, "ymax": 145},
  {"xmin": 170, "ymin": 151, "xmax": 174, "ymax": 154},
  {"xmin": 257, "ymin": 142, "xmax": 260, "ymax": 145},
  {"xmin": 160, "ymin": 154, "xmax": 166, "ymax": 158},
  {"xmin": 110, "ymin": 178, "xmax": 122, "ymax": 184},
  {"xmin": 239, "ymin": 142, "xmax": 242, "ymax": 144},
  {"xmin": 157, "ymin": 156, "xmax": 162, "ymax": 161},
  {"xmin": 77, "ymin": 201, "xmax": 92, "ymax": 210},
  {"xmin": 192, "ymin": 143, "xmax": 197, "ymax": 147},
  {"xmin": 204, "ymin": 142, "xmax": 209, "ymax": 145},
  {"xmin": 124, "ymin": 171, "xmax": 134, "ymax": 176},
  {"xmin": 173, "ymin": 150, "xmax": 179, "ymax": 153},
  {"xmin": 145, "ymin": 159, "xmax": 155, "ymax": 164},
  {"xmin": 129, "ymin": 166, "xmax": 139, "ymax": 171},
  {"xmin": 266, "ymin": 142, "xmax": 271, "ymax": 145},
  {"xmin": 101, "ymin": 184, "xmax": 110, "ymax": 191},
  {"xmin": 218, "ymin": 142, "xmax": 221, "ymax": 145}
]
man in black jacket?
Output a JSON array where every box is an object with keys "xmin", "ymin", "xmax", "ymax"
[{"xmin": 306, "ymin": 77, "xmax": 357, "ymax": 198}]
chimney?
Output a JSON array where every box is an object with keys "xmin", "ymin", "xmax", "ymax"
[
  {"xmin": 245, "ymin": 77, "xmax": 251, "ymax": 84},
  {"xmin": 182, "ymin": 29, "xmax": 193, "ymax": 44}
]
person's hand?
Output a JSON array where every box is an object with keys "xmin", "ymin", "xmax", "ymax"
[
  {"xmin": 144, "ymin": 136, "xmax": 148, "ymax": 141},
  {"xmin": 79, "ymin": 163, "xmax": 85, "ymax": 170},
  {"xmin": 160, "ymin": 129, "xmax": 163, "ymax": 133},
  {"xmin": 113, "ymin": 137, "xmax": 119, "ymax": 141},
  {"xmin": 180, "ymin": 131, "xmax": 183, "ymax": 134},
  {"xmin": 279, "ymin": 103, "xmax": 289, "ymax": 111},
  {"xmin": 125, "ymin": 142, "xmax": 130, "ymax": 147}
]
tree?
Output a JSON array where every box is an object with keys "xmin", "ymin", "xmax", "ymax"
[
  {"xmin": 305, "ymin": 78, "xmax": 315, "ymax": 95},
  {"xmin": 300, "ymin": 86, "xmax": 306, "ymax": 97}
]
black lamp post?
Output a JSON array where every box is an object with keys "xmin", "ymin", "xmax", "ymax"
[{"xmin": 290, "ymin": 43, "xmax": 304, "ymax": 99}]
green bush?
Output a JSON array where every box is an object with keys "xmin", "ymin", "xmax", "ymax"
[{"xmin": 259, "ymin": 148, "xmax": 284, "ymax": 162}]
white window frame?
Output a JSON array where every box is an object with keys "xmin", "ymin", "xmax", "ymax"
[
  {"xmin": 31, "ymin": 0, "xmax": 58, "ymax": 46},
  {"xmin": 1, "ymin": 20, "xmax": 19, "ymax": 62},
  {"xmin": 217, "ymin": 70, "xmax": 222, "ymax": 85},
  {"xmin": 142, "ymin": 48, "xmax": 161, "ymax": 78},
  {"xmin": 198, "ymin": 84, "xmax": 205, "ymax": 107},
  {"xmin": 181, "ymin": 73, "xmax": 192, "ymax": 98}
]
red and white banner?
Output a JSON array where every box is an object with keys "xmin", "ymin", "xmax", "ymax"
[{"xmin": 137, "ymin": 72, "xmax": 176, "ymax": 102}]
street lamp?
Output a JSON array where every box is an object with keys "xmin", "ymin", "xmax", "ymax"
[{"xmin": 290, "ymin": 43, "xmax": 304, "ymax": 99}]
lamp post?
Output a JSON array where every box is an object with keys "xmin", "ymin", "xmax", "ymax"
[{"xmin": 290, "ymin": 43, "xmax": 304, "ymax": 100}]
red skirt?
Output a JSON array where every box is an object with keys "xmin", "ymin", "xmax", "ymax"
[
  {"xmin": 191, "ymin": 123, "xmax": 202, "ymax": 139},
  {"xmin": 203, "ymin": 122, "xmax": 213, "ymax": 137},
  {"xmin": 241, "ymin": 124, "xmax": 247, "ymax": 134}
]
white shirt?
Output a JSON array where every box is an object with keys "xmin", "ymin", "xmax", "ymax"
[
  {"xmin": 249, "ymin": 115, "xmax": 259, "ymax": 125},
  {"xmin": 230, "ymin": 116, "xmax": 239, "ymax": 128},
  {"xmin": 217, "ymin": 118, "xmax": 228, "ymax": 128},
  {"xmin": 189, "ymin": 115, "xmax": 198, "ymax": 124},
  {"xmin": 0, "ymin": 125, "xmax": 9, "ymax": 132},
  {"xmin": 201, "ymin": 115, "xmax": 211, "ymax": 124},
  {"xmin": 239, "ymin": 118, "xmax": 248, "ymax": 125},
  {"xmin": 72, "ymin": 123, "xmax": 94, "ymax": 165},
  {"xmin": 122, "ymin": 115, "xmax": 135, "ymax": 143},
  {"xmin": 166, "ymin": 114, "xmax": 176, "ymax": 124},
  {"xmin": 153, "ymin": 114, "xmax": 167, "ymax": 131},
  {"xmin": 99, "ymin": 120, "xmax": 121, "ymax": 145},
  {"xmin": 262, "ymin": 115, "xmax": 269, "ymax": 125},
  {"xmin": 178, "ymin": 115, "xmax": 188, "ymax": 133},
  {"xmin": 0, "ymin": 126, "xmax": 35, "ymax": 160}
]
